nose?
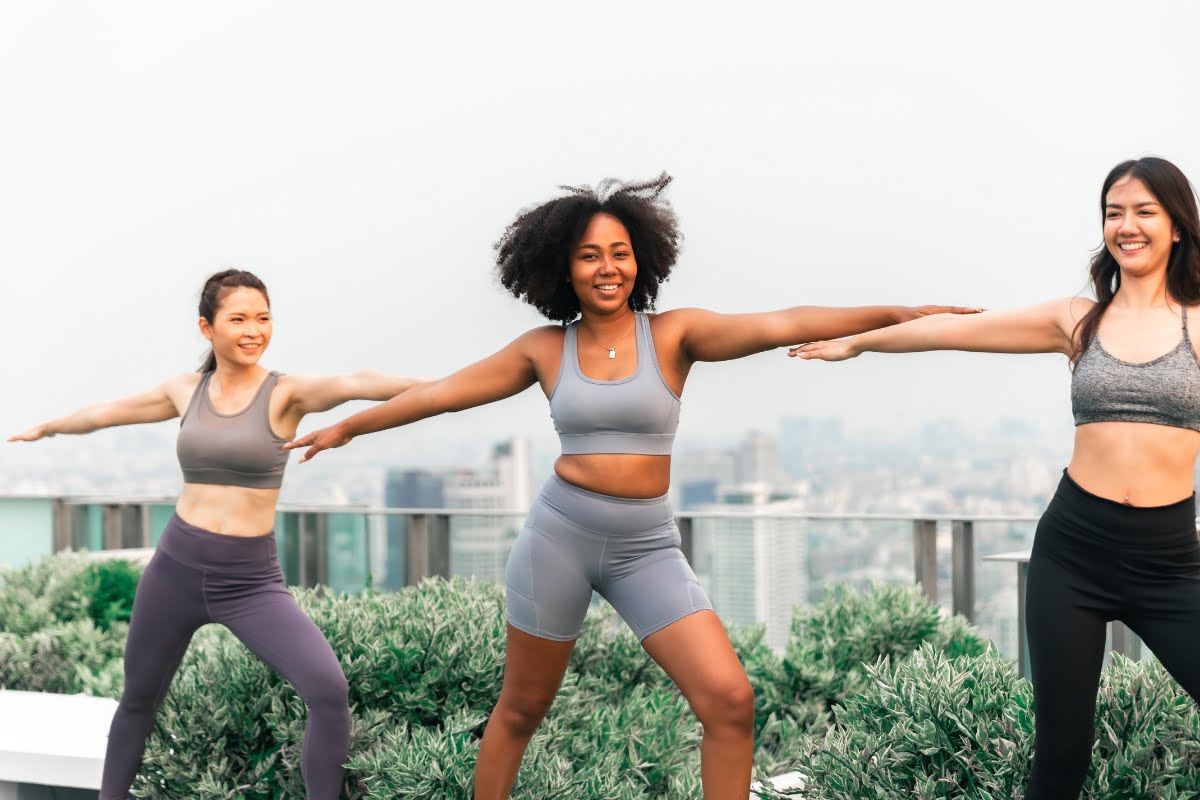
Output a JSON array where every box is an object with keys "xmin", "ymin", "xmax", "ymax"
[
  {"xmin": 1117, "ymin": 214, "xmax": 1140, "ymax": 237},
  {"xmin": 596, "ymin": 257, "xmax": 618, "ymax": 275}
]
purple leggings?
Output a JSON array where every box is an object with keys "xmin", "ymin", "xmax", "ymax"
[{"xmin": 100, "ymin": 514, "xmax": 350, "ymax": 800}]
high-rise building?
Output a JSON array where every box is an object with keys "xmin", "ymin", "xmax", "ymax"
[
  {"xmin": 691, "ymin": 483, "xmax": 808, "ymax": 652},
  {"xmin": 737, "ymin": 430, "xmax": 778, "ymax": 485},
  {"xmin": 442, "ymin": 438, "xmax": 533, "ymax": 585}
]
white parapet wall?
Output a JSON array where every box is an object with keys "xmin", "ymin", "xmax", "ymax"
[{"xmin": 0, "ymin": 690, "xmax": 116, "ymax": 798}]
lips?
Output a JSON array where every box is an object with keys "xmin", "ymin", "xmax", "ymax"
[{"xmin": 1119, "ymin": 242, "xmax": 1148, "ymax": 251}]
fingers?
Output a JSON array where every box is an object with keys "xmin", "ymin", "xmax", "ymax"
[
  {"xmin": 299, "ymin": 439, "xmax": 330, "ymax": 463},
  {"xmin": 283, "ymin": 431, "xmax": 317, "ymax": 451}
]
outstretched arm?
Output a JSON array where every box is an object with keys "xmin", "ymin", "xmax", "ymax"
[
  {"xmin": 285, "ymin": 331, "xmax": 544, "ymax": 462},
  {"xmin": 7, "ymin": 376, "xmax": 188, "ymax": 442},
  {"xmin": 284, "ymin": 370, "xmax": 430, "ymax": 416},
  {"xmin": 672, "ymin": 304, "xmax": 982, "ymax": 363},
  {"xmin": 790, "ymin": 297, "xmax": 1087, "ymax": 361}
]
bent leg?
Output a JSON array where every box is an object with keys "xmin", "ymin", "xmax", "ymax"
[
  {"xmin": 474, "ymin": 625, "xmax": 575, "ymax": 800},
  {"xmin": 217, "ymin": 584, "xmax": 349, "ymax": 800},
  {"xmin": 1022, "ymin": 554, "xmax": 1108, "ymax": 800},
  {"xmin": 641, "ymin": 610, "xmax": 754, "ymax": 800},
  {"xmin": 100, "ymin": 552, "xmax": 206, "ymax": 800}
]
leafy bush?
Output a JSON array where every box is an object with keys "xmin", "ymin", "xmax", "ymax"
[
  {"xmin": 753, "ymin": 583, "xmax": 986, "ymax": 771},
  {"xmin": 77, "ymin": 559, "xmax": 140, "ymax": 631},
  {"xmin": 792, "ymin": 645, "xmax": 1033, "ymax": 799},
  {"xmin": 0, "ymin": 553, "xmax": 1018, "ymax": 799}
]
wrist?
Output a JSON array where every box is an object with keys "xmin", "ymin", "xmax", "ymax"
[{"xmin": 893, "ymin": 306, "xmax": 913, "ymax": 325}]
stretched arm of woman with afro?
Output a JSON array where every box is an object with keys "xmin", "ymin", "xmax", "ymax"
[
  {"xmin": 284, "ymin": 331, "xmax": 544, "ymax": 462},
  {"xmin": 670, "ymin": 304, "xmax": 983, "ymax": 364}
]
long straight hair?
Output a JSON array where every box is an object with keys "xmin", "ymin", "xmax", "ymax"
[
  {"xmin": 1072, "ymin": 157, "xmax": 1200, "ymax": 360},
  {"xmin": 198, "ymin": 269, "xmax": 270, "ymax": 372}
]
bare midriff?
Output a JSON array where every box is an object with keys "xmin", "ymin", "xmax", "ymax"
[
  {"xmin": 174, "ymin": 483, "xmax": 281, "ymax": 537},
  {"xmin": 1068, "ymin": 422, "xmax": 1200, "ymax": 506},
  {"xmin": 554, "ymin": 453, "xmax": 673, "ymax": 499}
]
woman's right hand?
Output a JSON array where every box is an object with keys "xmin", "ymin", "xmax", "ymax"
[
  {"xmin": 788, "ymin": 339, "xmax": 861, "ymax": 361},
  {"xmin": 7, "ymin": 424, "xmax": 52, "ymax": 443},
  {"xmin": 284, "ymin": 423, "xmax": 355, "ymax": 463}
]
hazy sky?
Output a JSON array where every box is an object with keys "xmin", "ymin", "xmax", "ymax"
[{"xmin": 3, "ymin": 0, "xmax": 1199, "ymax": 477}]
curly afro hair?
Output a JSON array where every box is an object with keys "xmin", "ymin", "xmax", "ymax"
[{"xmin": 495, "ymin": 173, "xmax": 681, "ymax": 323}]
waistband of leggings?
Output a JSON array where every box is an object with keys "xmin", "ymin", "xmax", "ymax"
[
  {"xmin": 157, "ymin": 513, "xmax": 277, "ymax": 570},
  {"xmin": 534, "ymin": 473, "xmax": 675, "ymax": 536},
  {"xmin": 1053, "ymin": 469, "xmax": 1196, "ymax": 528}
]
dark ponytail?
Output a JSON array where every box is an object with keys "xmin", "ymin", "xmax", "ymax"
[
  {"xmin": 198, "ymin": 269, "xmax": 271, "ymax": 372},
  {"xmin": 1073, "ymin": 157, "xmax": 1200, "ymax": 362}
]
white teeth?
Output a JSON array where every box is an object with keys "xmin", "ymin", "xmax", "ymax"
[{"xmin": 1120, "ymin": 242, "xmax": 1147, "ymax": 251}]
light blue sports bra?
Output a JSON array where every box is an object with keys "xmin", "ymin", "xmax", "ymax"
[{"xmin": 549, "ymin": 312, "xmax": 681, "ymax": 456}]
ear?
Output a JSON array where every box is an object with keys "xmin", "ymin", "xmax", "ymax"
[{"xmin": 198, "ymin": 317, "xmax": 214, "ymax": 343}]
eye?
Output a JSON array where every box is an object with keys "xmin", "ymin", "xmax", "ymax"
[{"xmin": 1105, "ymin": 212, "xmax": 1121, "ymax": 220}]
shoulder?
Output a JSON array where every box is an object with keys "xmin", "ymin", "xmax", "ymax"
[
  {"xmin": 163, "ymin": 372, "xmax": 204, "ymax": 394},
  {"xmin": 517, "ymin": 324, "xmax": 568, "ymax": 351}
]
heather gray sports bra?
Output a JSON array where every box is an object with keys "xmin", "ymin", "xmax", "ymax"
[
  {"xmin": 177, "ymin": 370, "xmax": 289, "ymax": 489},
  {"xmin": 1072, "ymin": 306, "xmax": 1200, "ymax": 433},
  {"xmin": 549, "ymin": 313, "xmax": 681, "ymax": 455}
]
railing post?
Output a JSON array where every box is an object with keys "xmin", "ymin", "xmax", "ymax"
[
  {"xmin": 1111, "ymin": 621, "xmax": 1141, "ymax": 662},
  {"xmin": 912, "ymin": 519, "xmax": 938, "ymax": 604},
  {"xmin": 676, "ymin": 515, "xmax": 694, "ymax": 564},
  {"xmin": 52, "ymin": 498, "xmax": 72, "ymax": 552},
  {"xmin": 315, "ymin": 512, "xmax": 330, "ymax": 587},
  {"xmin": 951, "ymin": 520, "xmax": 975, "ymax": 622},
  {"xmin": 102, "ymin": 504, "xmax": 123, "ymax": 550},
  {"xmin": 406, "ymin": 513, "xmax": 451, "ymax": 585}
]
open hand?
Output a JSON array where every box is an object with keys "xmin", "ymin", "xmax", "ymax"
[
  {"xmin": 283, "ymin": 424, "xmax": 354, "ymax": 463},
  {"xmin": 898, "ymin": 305, "xmax": 984, "ymax": 322},
  {"xmin": 7, "ymin": 425, "xmax": 51, "ymax": 443},
  {"xmin": 788, "ymin": 339, "xmax": 860, "ymax": 361}
]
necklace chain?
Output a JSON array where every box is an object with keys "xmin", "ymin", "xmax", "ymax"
[{"xmin": 585, "ymin": 317, "xmax": 636, "ymax": 359}]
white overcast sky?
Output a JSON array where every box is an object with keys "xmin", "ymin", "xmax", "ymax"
[{"xmin": 3, "ymin": 0, "xmax": 1199, "ymax": 473}]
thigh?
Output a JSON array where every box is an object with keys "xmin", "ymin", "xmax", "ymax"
[
  {"xmin": 601, "ymin": 548, "xmax": 713, "ymax": 641},
  {"xmin": 640, "ymin": 610, "xmax": 750, "ymax": 712},
  {"xmin": 216, "ymin": 582, "xmax": 344, "ymax": 693},
  {"xmin": 496, "ymin": 624, "xmax": 576, "ymax": 711},
  {"xmin": 1025, "ymin": 553, "xmax": 1108, "ymax": 725},
  {"xmin": 504, "ymin": 523, "xmax": 595, "ymax": 642},
  {"xmin": 122, "ymin": 552, "xmax": 207, "ymax": 694},
  {"xmin": 1126, "ymin": 579, "xmax": 1200, "ymax": 701}
]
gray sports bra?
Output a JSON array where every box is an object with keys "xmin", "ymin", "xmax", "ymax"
[
  {"xmin": 1072, "ymin": 306, "xmax": 1200, "ymax": 432},
  {"xmin": 177, "ymin": 370, "xmax": 289, "ymax": 489},
  {"xmin": 549, "ymin": 312, "xmax": 681, "ymax": 455}
]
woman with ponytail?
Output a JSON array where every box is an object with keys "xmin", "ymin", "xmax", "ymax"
[
  {"xmin": 795, "ymin": 156, "xmax": 1200, "ymax": 799},
  {"xmin": 9, "ymin": 269, "xmax": 424, "ymax": 799}
]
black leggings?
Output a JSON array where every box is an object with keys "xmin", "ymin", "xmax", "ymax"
[
  {"xmin": 100, "ymin": 514, "xmax": 350, "ymax": 800},
  {"xmin": 1024, "ymin": 471, "xmax": 1200, "ymax": 800}
]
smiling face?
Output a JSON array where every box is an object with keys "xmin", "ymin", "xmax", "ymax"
[
  {"xmin": 198, "ymin": 286, "xmax": 272, "ymax": 368},
  {"xmin": 1105, "ymin": 175, "xmax": 1181, "ymax": 279},
  {"xmin": 570, "ymin": 212, "xmax": 638, "ymax": 317}
]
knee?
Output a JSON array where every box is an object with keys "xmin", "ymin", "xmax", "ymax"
[
  {"xmin": 494, "ymin": 687, "xmax": 556, "ymax": 738},
  {"xmin": 692, "ymin": 676, "xmax": 755, "ymax": 734},
  {"xmin": 300, "ymin": 668, "xmax": 350, "ymax": 714}
]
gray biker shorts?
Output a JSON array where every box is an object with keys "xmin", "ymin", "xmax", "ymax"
[{"xmin": 505, "ymin": 474, "xmax": 714, "ymax": 641}]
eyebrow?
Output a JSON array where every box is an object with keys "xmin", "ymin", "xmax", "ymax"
[
  {"xmin": 577, "ymin": 241, "xmax": 631, "ymax": 251},
  {"xmin": 1106, "ymin": 201, "xmax": 1161, "ymax": 209}
]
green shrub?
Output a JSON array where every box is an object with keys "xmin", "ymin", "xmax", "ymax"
[
  {"xmin": 1088, "ymin": 655, "xmax": 1200, "ymax": 798},
  {"xmin": 0, "ymin": 552, "xmax": 95, "ymax": 634},
  {"xmin": 77, "ymin": 559, "xmax": 140, "ymax": 631},
  {"xmin": 0, "ymin": 619, "xmax": 126, "ymax": 696},
  {"xmin": 792, "ymin": 644, "xmax": 1033, "ymax": 799},
  {"xmin": 753, "ymin": 583, "xmax": 984, "ymax": 771}
]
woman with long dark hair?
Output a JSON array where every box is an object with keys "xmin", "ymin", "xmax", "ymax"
[
  {"xmin": 285, "ymin": 174, "xmax": 976, "ymax": 799},
  {"xmin": 795, "ymin": 156, "xmax": 1200, "ymax": 799},
  {"xmin": 8, "ymin": 269, "xmax": 423, "ymax": 799}
]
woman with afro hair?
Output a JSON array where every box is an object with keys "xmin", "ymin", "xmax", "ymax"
[{"xmin": 288, "ymin": 173, "xmax": 977, "ymax": 799}]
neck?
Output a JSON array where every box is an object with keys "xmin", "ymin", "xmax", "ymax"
[
  {"xmin": 578, "ymin": 308, "xmax": 636, "ymax": 332},
  {"xmin": 213, "ymin": 362, "xmax": 266, "ymax": 387},
  {"xmin": 1112, "ymin": 266, "xmax": 1172, "ymax": 311}
]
